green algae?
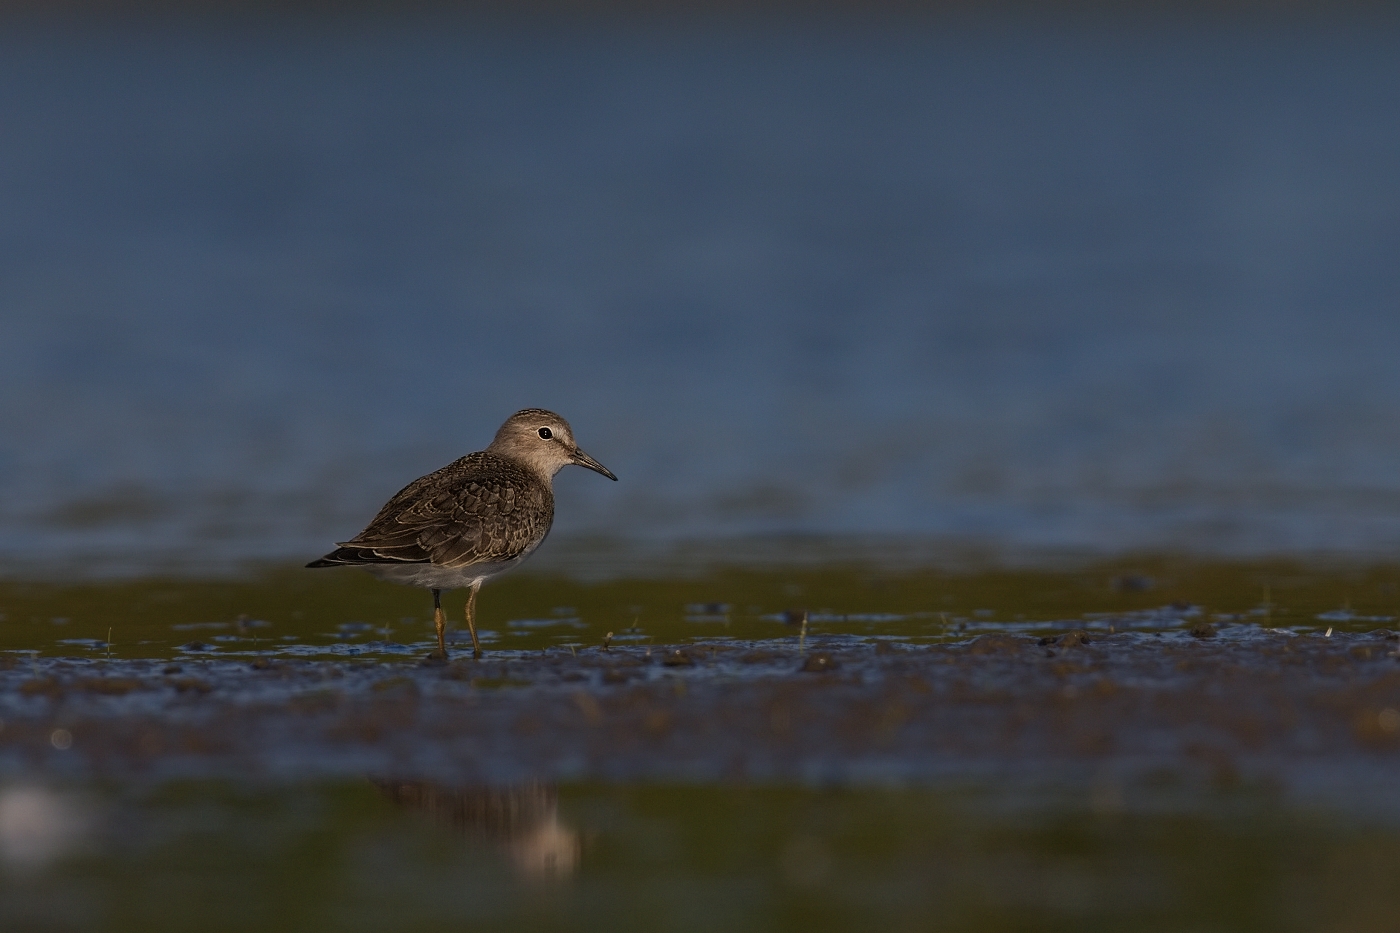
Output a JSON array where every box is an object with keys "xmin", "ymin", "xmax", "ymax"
[{"xmin": 2, "ymin": 555, "xmax": 1398, "ymax": 661}]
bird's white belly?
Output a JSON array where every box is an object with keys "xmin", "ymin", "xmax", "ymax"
[{"xmin": 363, "ymin": 558, "xmax": 524, "ymax": 590}]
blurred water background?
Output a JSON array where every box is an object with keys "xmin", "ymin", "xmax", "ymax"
[
  {"xmin": 7, "ymin": 10, "xmax": 1400, "ymax": 931},
  {"xmin": 2, "ymin": 4, "xmax": 1399, "ymax": 576}
]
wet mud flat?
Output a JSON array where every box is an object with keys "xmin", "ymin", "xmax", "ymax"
[
  {"xmin": 6, "ymin": 559, "xmax": 1400, "ymax": 931},
  {"xmin": 4, "ymin": 627, "xmax": 1399, "ymax": 797},
  {"xmin": 4, "ymin": 628, "xmax": 1400, "ymax": 932}
]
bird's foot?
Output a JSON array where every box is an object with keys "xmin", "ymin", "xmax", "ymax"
[{"xmin": 421, "ymin": 648, "xmax": 449, "ymax": 666}]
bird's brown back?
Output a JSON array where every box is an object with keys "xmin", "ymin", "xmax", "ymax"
[{"xmin": 331, "ymin": 452, "xmax": 555, "ymax": 567}]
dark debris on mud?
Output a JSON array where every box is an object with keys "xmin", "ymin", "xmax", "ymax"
[{"xmin": 3, "ymin": 629, "xmax": 1400, "ymax": 803}]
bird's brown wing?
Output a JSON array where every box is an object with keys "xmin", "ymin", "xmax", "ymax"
[{"xmin": 311, "ymin": 453, "xmax": 553, "ymax": 568}]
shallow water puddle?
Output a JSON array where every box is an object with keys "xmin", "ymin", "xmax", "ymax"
[{"xmin": 3, "ymin": 779, "xmax": 1400, "ymax": 933}]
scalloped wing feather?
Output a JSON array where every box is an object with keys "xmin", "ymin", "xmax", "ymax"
[{"xmin": 331, "ymin": 452, "xmax": 554, "ymax": 568}]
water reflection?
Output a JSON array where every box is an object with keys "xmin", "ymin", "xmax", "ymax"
[
  {"xmin": 0, "ymin": 785, "xmax": 88, "ymax": 871},
  {"xmin": 370, "ymin": 779, "xmax": 580, "ymax": 880}
]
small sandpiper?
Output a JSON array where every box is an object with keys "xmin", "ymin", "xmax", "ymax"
[{"xmin": 307, "ymin": 409, "xmax": 616, "ymax": 659}]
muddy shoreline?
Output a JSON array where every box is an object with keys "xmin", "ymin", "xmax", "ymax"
[{"xmin": 4, "ymin": 628, "xmax": 1398, "ymax": 812}]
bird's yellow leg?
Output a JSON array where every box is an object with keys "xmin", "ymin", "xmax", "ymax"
[
  {"xmin": 465, "ymin": 582, "xmax": 483, "ymax": 659},
  {"xmin": 431, "ymin": 588, "xmax": 448, "ymax": 659}
]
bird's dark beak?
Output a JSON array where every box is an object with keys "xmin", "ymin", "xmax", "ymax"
[{"xmin": 570, "ymin": 448, "xmax": 617, "ymax": 481}]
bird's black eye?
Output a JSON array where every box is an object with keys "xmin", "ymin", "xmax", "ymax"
[{"xmin": 538, "ymin": 427, "xmax": 553, "ymax": 439}]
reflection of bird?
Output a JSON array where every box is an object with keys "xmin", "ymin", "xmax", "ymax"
[
  {"xmin": 370, "ymin": 779, "xmax": 581, "ymax": 879},
  {"xmin": 307, "ymin": 409, "xmax": 616, "ymax": 659}
]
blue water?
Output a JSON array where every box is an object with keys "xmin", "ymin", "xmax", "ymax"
[{"xmin": 3, "ymin": 11, "xmax": 1400, "ymax": 573}]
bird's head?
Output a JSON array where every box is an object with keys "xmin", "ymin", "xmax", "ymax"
[{"xmin": 487, "ymin": 409, "xmax": 618, "ymax": 481}]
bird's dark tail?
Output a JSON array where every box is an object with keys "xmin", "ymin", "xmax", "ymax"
[
  {"xmin": 306, "ymin": 546, "xmax": 415, "ymax": 568},
  {"xmin": 306, "ymin": 547, "xmax": 360, "ymax": 568}
]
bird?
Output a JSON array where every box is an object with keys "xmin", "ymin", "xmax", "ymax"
[{"xmin": 306, "ymin": 409, "xmax": 616, "ymax": 659}]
